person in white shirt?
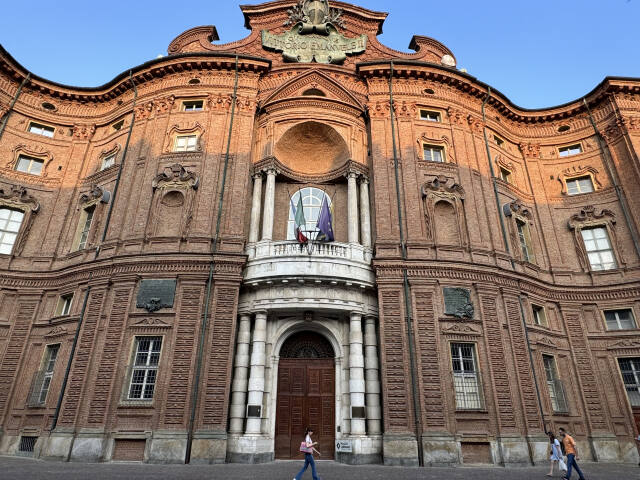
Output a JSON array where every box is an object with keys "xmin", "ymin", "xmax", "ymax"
[
  {"xmin": 547, "ymin": 431, "xmax": 563, "ymax": 477},
  {"xmin": 294, "ymin": 427, "xmax": 321, "ymax": 480}
]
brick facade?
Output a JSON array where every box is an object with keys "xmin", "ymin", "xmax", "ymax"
[{"xmin": 0, "ymin": 0, "xmax": 639, "ymax": 467}]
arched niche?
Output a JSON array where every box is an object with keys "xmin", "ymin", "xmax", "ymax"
[{"xmin": 274, "ymin": 121, "xmax": 349, "ymax": 175}]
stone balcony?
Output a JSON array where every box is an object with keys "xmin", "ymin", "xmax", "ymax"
[{"xmin": 243, "ymin": 240, "xmax": 374, "ymax": 289}]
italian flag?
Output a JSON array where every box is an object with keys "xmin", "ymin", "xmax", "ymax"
[{"xmin": 291, "ymin": 195, "xmax": 308, "ymax": 244}]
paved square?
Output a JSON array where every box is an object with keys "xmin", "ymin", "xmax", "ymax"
[{"xmin": 1, "ymin": 457, "xmax": 637, "ymax": 480}]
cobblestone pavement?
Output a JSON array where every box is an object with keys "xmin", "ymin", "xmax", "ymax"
[{"xmin": 1, "ymin": 456, "xmax": 638, "ymax": 480}]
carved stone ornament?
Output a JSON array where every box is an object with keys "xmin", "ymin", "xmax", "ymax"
[
  {"xmin": 421, "ymin": 175, "xmax": 467, "ymax": 245},
  {"xmin": 503, "ymin": 199, "xmax": 532, "ymax": 220},
  {"xmin": 262, "ymin": 0, "xmax": 366, "ymax": 64},
  {"xmin": 443, "ymin": 287, "xmax": 474, "ymax": 319},
  {"xmin": 131, "ymin": 318, "xmax": 171, "ymax": 328},
  {"xmin": 72, "ymin": 124, "xmax": 96, "ymax": 140},
  {"xmin": 519, "ymin": 143, "xmax": 541, "ymax": 158},
  {"xmin": 136, "ymin": 279, "xmax": 177, "ymax": 313},
  {"xmin": 45, "ymin": 326, "xmax": 68, "ymax": 338},
  {"xmin": 442, "ymin": 324, "xmax": 481, "ymax": 336},
  {"xmin": 152, "ymin": 164, "xmax": 199, "ymax": 191},
  {"xmin": 79, "ymin": 185, "xmax": 110, "ymax": 205}
]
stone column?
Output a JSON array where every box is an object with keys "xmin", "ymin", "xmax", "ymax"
[
  {"xmin": 347, "ymin": 172, "xmax": 359, "ymax": 244},
  {"xmin": 359, "ymin": 177, "xmax": 372, "ymax": 248},
  {"xmin": 248, "ymin": 173, "xmax": 263, "ymax": 243},
  {"xmin": 229, "ymin": 313, "xmax": 251, "ymax": 434},
  {"xmin": 245, "ymin": 311, "xmax": 267, "ymax": 434},
  {"xmin": 261, "ymin": 169, "xmax": 277, "ymax": 241},
  {"xmin": 349, "ymin": 312, "xmax": 366, "ymax": 435},
  {"xmin": 364, "ymin": 316, "xmax": 382, "ymax": 435}
]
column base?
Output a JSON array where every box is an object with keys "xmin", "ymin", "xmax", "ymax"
[
  {"xmin": 335, "ymin": 435, "xmax": 382, "ymax": 465},
  {"xmin": 189, "ymin": 431, "xmax": 228, "ymax": 464},
  {"xmin": 382, "ymin": 434, "xmax": 419, "ymax": 466},
  {"xmin": 421, "ymin": 433, "xmax": 459, "ymax": 466},
  {"xmin": 226, "ymin": 434, "xmax": 274, "ymax": 464}
]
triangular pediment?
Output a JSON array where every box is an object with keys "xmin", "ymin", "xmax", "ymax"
[{"xmin": 262, "ymin": 70, "xmax": 364, "ymax": 111}]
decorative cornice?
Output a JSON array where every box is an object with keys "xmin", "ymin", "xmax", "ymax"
[
  {"xmin": 0, "ymin": 185, "xmax": 41, "ymax": 212},
  {"xmin": 253, "ymin": 156, "xmax": 368, "ymax": 183},
  {"xmin": 568, "ymin": 205, "xmax": 615, "ymax": 229}
]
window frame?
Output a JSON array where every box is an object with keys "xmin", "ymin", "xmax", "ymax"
[
  {"xmin": 532, "ymin": 304, "xmax": 548, "ymax": 327},
  {"xmin": 581, "ymin": 226, "xmax": 617, "ymax": 271},
  {"xmin": 450, "ymin": 342, "xmax": 484, "ymax": 411},
  {"xmin": 422, "ymin": 143, "xmax": 445, "ymax": 163},
  {"xmin": 499, "ymin": 167, "xmax": 512, "ymax": 184},
  {"xmin": 112, "ymin": 119, "xmax": 125, "ymax": 131},
  {"xmin": 73, "ymin": 204, "xmax": 96, "ymax": 251},
  {"xmin": 126, "ymin": 336, "xmax": 163, "ymax": 402},
  {"xmin": 182, "ymin": 100, "xmax": 204, "ymax": 112},
  {"xmin": 558, "ymin": 143, "xmax": 583, "ymax": 157},
  {"xmin": 28, "ymin": 122, "xmax": 55, "ymax": 138},
  {"xmin": 566, "ymin": 175, "xmax": 595, "ymax": 196},
  {"xmin": 0, "ymin": 207, "xmax": 25, "ymax": 255},
  {"xmin": 100, "ymin": 153, "xmax": 117, "ymax": 171},
  {"xmin": 418, "ymin": 109, "xmax": 441, "ymax": 122},
  {"xmin": 38, "ymin": 344, "xmax": 60, "ymax": 404},
  {"xmin": 618, "ymin": 357, "xmax": 640, "ymax": 408},
  {"xmin": 516, "ymin": 218, "xmax": 534, "ymax": 263},
  {"xmin": 542, "ymin": 354, "xmax": 569, "ymax": 413},
  {"xmin": 493, "ymin": 135, "xmax": 505, "ymax": 147},
  {"xmin": 55, "ymin": 293, "xmax": 74, "ymax": 317},
  {"xmin": 173, "ymin": 134, "xmax": 198, "ymax": 152},
  {"xmin": 15, "ymin": 155, "xmax": 45, "ymax": 176},
  {"xmin": 287, "ymin": 187, "xmax": 332, "ymax": 241},
  {"xmin": 603, "ymin": 309, "xmax": 637, "ymax": 331}
]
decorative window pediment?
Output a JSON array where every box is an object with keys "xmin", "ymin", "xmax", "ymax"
[
  {"xmin": 7, "ymin": 144, "xmax": 54, "ymax": 177},
  {"xmin": 421, "ymin": 175, "xmax": 467, "ymax": 246},
  {"xmin": 417, "ymin": 134, "xmax": 455, "ymax": 164},
  {"xmin": 558, "ymin": 165, "xmax": 602, "ymax": 195},
  {"xmin": 0, "ymin": 185, "xmax": 40, "ymax": 256},
  {"xmin": 568, "ymin": 205, "xmax": 623, "ymax": 271},
  {"xmin": 97, "ymin": 144, "xmax": 121, "ymax": 172},
  {"xmin": 503, "ymin": 199, "xmax": 536, "ymax": 264},
  {"xmin": 163, "ymin": 123, "xmax": 205, "ymax": 153}
]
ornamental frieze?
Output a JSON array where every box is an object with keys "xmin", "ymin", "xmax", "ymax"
[{"xmin": 262, "ymin": 0, "xmax": 366, "ymax": 64}]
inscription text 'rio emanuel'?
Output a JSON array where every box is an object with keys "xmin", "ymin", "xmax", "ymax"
[{"xmin": 262, "ymin": 0, "xmax": 367, "ymax": 64}]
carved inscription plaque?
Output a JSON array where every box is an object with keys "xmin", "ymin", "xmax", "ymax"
[
  {"xmin": 443, "ymin": 287, "xmax": 474, "ymax": 319},
  {"xmin": 136, "ymin": 279, "xmax": 177, "ymax": 313},
  {"xmin": 262, "ymin": 29, "xmax": 366, "ymax": 64}
]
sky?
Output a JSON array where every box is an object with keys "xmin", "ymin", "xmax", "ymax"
[{"xmin": 0, "ymin": 0, "xmax": 638, "ymax": 109}]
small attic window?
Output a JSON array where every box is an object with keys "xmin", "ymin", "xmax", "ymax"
[
  {"xmin": 558, "ymin": 125, "xmax": 570, "ymax": 133},
  {"xmin": 424, "ymin": 88, "xmax": 435, "ymax": 95},
  {"xmin": 188, "ymin": 78, "xmax": 201, "ymax": 85},
  {"xmin": 302, "ymin": 88, "xmax": 326, "ymax": 97},
  {"xmin": 42, "ymin": 102, "xmax": 56, "ymax": 111}
]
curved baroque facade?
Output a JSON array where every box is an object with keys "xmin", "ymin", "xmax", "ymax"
[{"xmin": 0, "ymin": 0, "xmax": 639, "ymax": 467}]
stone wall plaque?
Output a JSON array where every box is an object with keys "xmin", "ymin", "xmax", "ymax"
[
  {"xmin": 443, "ymin": 287, "xmax": 474, "ymax": 319},
  {"xmin": 247, "ymin": 405, "xmax": 262, "ymax": 418},
  {"xmin": 336, "ymin": 439, "xmax": 353, "ymax": 453},
  {"xmin": 136, "ymin": 279, "xmax": 177, "ymax": 313},
  {"xmin": 351, "ymin": 406, "xmax": 366, "ymax": 419}
]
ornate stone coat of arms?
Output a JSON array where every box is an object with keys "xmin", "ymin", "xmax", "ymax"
[{"xmin": 262, "ymin": 0, "xmax": 367, "ymax": 64}]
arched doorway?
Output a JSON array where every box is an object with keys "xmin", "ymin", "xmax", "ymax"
[{"xmin": 275, "ymin": 331, "xmax": 335, "ymax": 459}]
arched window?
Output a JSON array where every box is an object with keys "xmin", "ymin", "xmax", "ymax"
[{"xmin": 287, "ymin": 187, "xmax": 332, "ymax": 241}]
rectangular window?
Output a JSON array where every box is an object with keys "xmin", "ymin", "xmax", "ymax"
[
  {"xmin": 543, "ymin": 355, "xmax": 569, "ymax": 413},
  {"xmin": 581, "ymin": 227, "xmax": 616, "ymax": 271},
  {"xmin": 182, "ymin": 100, "xmax": 204, "ymax": 112},
  {"xmin": 15, "ymin": 155, "xmax": 44, "ymax": 176},
  {"xmin": 112, "ymin": 119, "xmax": 125, "ymax": 131},
  {"xmin": 174, "ymin": 135, "xmax": 198, "ymax": 152},
  {"xmin": 100, "ymin": 153, "xmax": 116, "ymax": 171},
  {"xmin": 423, "ymin": 144, "xmax": 444, "ymax": 163},
  {"xmin": 28, "ymin": 122, "xmax": 55, "ymax": 138},
  {"xmin": 38, "ymin": 344, "xmax": 60, "ymax": 404},
  {"xmin": 559, "ymin": 144, "xmax": 583, "ymax": 157},
  {"xmin": 74, "ymin": 205, "xmax": 95, "ymax": 251},
  {"xmin": 604, "ymin": 309, "xmax": 637, "ymax": 331},
  {"xmin": 516, "ymin": 219, "xmax": 534, "ymax": 262},
  {"xmin": 532, "ymin": 304, "xmax": 548, "ymax": 327},
  {"xmin": 127, "ymin": 336, "xmax": 162, "ymax": 400},
  {"xmin": 493, "ymin": 135, "xmax": 504, "ymax": 147},
  {"xmin": 451, "ymin": 343, "xmax": 483, "ymax": 410},
  {"xmin": 55, "ymin": 294, "xmax": 73, "ymax": 317},
  {"xmin": 566, "ymin": 176, "xmax": 594, "ymax": 195},
  {"xmin": 0, "ymin": 208, "xmax": 24, "ymax": 255},
  {"xmin": 419, "ymin": 109, "xmax": 440, "ymax": 122},
  {"xmin": 499, "ymin": 167, "xmax": 512, "ymax": 183},
  {"xmin": 618, "ymin": 358, "xmax": 640, "ymax": 407}
]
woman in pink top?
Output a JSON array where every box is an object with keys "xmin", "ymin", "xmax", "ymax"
[{"xmin": 294, "ymin": 427, "xmax": 321, "ymax": 480}]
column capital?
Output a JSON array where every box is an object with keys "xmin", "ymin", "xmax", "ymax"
[
  {"xmin": 350, "ymin": 311, "xmax": 364, "ymax": 319},
  {"xmin": 238, "ymin": 311, "xmax": 252, "ymax": 319},
  {"xmin": 358, "ymin": 176, "xmax": 370, "ymax": 185},
  {"xmin": 254, "ymin": 309, "xmax": 269, "ymax": 319},
  {"xmin": 263, "ymin": 167, "xmax": 279, "ymax": 176},
  {"xmin": 252, "ymin": 171, "xmax": 264, "ymax": 180},
  {"xmin": 345, "ymin": 171, "xmax": 359, "ymax": 180}
]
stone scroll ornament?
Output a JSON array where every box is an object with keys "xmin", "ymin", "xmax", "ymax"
[{"xmin": 262, "ymin": 0, "xmax": 367, "ymax": 64}]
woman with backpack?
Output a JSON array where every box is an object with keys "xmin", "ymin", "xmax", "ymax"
[{"xmin": 293, "ymin": 427, "xmax": 321, "ymax": 480}]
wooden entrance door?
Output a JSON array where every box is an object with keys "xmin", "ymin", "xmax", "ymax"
[{"xmin": 275, "ymin": 358, "xmax": 335, "ymax": 459}]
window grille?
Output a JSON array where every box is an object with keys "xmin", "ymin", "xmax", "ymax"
[
  {"xmin": 566, "ymin": 176, "xmax": 594, "ymax": 195},
  {"xmin": 0, "ymin": 208, "xmax": 24, "ymax": 255},
  {"xmin": 543, "ymin": 355, "xmax": 569, "ymax": 413},
  {"xmin": 126, "ymin": 337, "xmax": 162, "ymax": 401},
  {"xmin": 618, "ymin": 358, "xmax": 640, "ymax": 407},
  {"xmin": 423, "ymin": 144, "xmax": 444, "ymax": 163},
  {"xmin": 451, "ymin": 343, "xmax": 484, "ymax": 410},
  {"xmin": 581, "ymin": 227, "xmax": 616, "ymax": 271},
  {"xmin": 287, "ymin": 187, "xmax": 331, "ymax": 241},
  {"xmin": 604, "ymin": 309, "xmax": 636, "ymax": 331},
  {"xmin": 18, "ymin": 436, "xmax": 37, "ymax": 454}
]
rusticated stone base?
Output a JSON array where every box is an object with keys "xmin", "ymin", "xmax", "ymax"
[
  {"xmin": 41, "ymin": 431, "xmax": 74, "ymax": 461},
  {"xmin": 336, "ymin": 435, "xmax": 382, "ymax": 464},
  {"xmin": 226, "ymin": 434, "xmax": 273, "ymax": 464},
  {"xmin": 189, "ymin": 431, "xmax": 228, "ymax": 464},
  {"xmin": 382, "ymin": 434, "xmax": 419, "ymax": 467},
  {"xmin": 69, "ymin": 432, "xmax": 105, "ymax": 462},
  {"xmin": 421, "ymin": 434, "xmax": 459, "ymax": 466},
  {"xmin": 499, "ymin": 436, "xmax": 531, "ymax": 467},
  {"xmin": 147, "ymin": 431, "xmax": 188, "ymax": 464}
]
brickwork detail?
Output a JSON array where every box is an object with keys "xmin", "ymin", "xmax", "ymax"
[
  {"xmin": 413, "ymin": 289, "xmax": 445, "ymax": 428},
  {"xmin": 480, "ymin": 295, "xmax": 516, "ymax": 429},
  {"xmin": 379, "ymin": 289, "xmax": 411, "ymax": 432},
  {"xmin": 87, "ymin": 287, "xmax": 132, "ymax": 424},
  {"xmin": 563, "ymin": 310, "xmax": 608, "ymax": 431},
  {"xmin": 0, "ymin": 299, "xmax": 37, "ymax": 417},
  {"xmin": 201, "ymin": 285, "xmax": 238, "ymax": 428},
  {"xmin": 504, "ymin": 298, "xmax": 542, "ymax": 431},
  {"xmin": 59, "ymin": 289, "xmax": 105, "ymax": 426},
  {"xmin": 163, "ymin": 286, "xmax": 203, "ymax": 426}
]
